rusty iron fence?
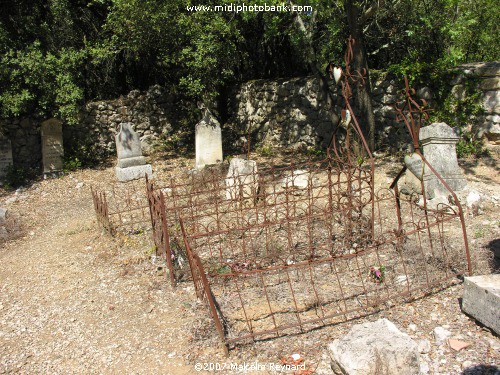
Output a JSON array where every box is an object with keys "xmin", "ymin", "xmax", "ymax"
[
  {"xmin": 91, "ymin": 180, "xmax": 151, "ymax": 235},
  {"xmin": 143, "ymin": 37, "xmax": 471, "ymax": 353},
  {"xmin": 176, "ymin": 163, "xmax": 471, "ymax": 351},
  {"xmin": 148, "ymin": 40, "xmax": 472, "ymax": 350}
]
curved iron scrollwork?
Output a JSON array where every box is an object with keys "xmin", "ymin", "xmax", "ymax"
[{"xmin": 394, "ymin": 76, "xmax": 431, "ymax": 152}]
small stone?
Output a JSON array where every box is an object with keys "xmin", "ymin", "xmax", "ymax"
[
  {"xmin": 448, "ymin": 339, "xmax": 471, "ymax": 351},
  {"xmin": 462, "ymin": 360, "xmax": 473, "ymax": 369},
  {"xmin": 0, "ymin": 207, "xmax": 7, "ymax": 224},
  {"xmin": 0, "ymin": 226, "xmax": 7, "ymax": 240},
  {"xmin": 408, "ymin": 323, "xmax": 417, "ymax": 332},
  {"xmin": 466, "ymin": 190, "xmax": 481, "ymax": 209},
  {"xmin": 76, "ymin": 182, "xmax": 84, "ymax": 189},
  {"xmin": 433, "ymin": 326, "xmax": 452, "ymax": 344},
  {"xmin": 418, "ymin": 339, "xmax": 431, "ymax": 354},
  {"xmin": 5, "ymin": 196, "xmax": 17, "ymax": 205},
  {"xmin": 161, "ymin": 188, "xmax": 172, "ymax": 195}
]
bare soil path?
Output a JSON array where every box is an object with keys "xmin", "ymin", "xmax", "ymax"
[{"xmin": 0, "ymin": 169, "xmax": 196, "ymax": 374}]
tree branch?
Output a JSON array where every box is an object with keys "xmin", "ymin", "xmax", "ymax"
[{"xmin": 359, "ymin": 0, "xmax": 386, "ymax": 25}]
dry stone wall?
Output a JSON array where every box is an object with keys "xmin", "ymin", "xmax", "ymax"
[
  {"xmin": 227, "ymin": 73, "xmax": 416, "ymax": 152},
  {"xmin": 455, "ymin": 62, "xmax": 500, "ymax": 145},
  {"xmin": 228, "ymin": 62, "xmax": 500, "ymax": 151},
  {"xmin": 226, "ymin": 77, "xmax": 339, "ymax": 150},
  {"xmin": 72, "ymin": 85, "xmax": 173, "ymax": 157}
]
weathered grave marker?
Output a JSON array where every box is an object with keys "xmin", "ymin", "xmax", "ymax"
[
  {"xmin": 115, "ymin": 122, "xmax": 152, "ymax": 182},
  {"xmin": 0, "ymin": 136, "xmax": 13, "ymax": 179},
  {"xmin": 225, "ymin": 158, "xmax": 258, "ymax": 200},
  {"xmin": 420, "ymin": 122, "xmax": 467, "ymax": 198},
  {"xmin": 195, "ymin": 110, "xmax": 223, "ymax": 169},
  {"xmin": 41, "ymin": 118, "xmax": 64, "ymax": 178}
]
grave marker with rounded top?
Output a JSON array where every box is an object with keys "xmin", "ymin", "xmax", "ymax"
[
  {"xmin": 41, "ymin": 118, "xmax": 64, "ymax": 179},
  {"xmin": 195, "ymin": 109, "xmax": 223, "ymax": 169}
]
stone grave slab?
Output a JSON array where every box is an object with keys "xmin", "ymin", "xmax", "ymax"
[
  {"xmin": 0, "ymin": 136, "xmax": 13, "ymax": 179},
  {"xmin": 195, "ymin": 112, "xmax": 223, "ymax": 169},
  {"xmin": 462, "ymin": 274, "xmax": 500, "ymax": 335},
  {"xmin": 420, "ymin": 122, "xmax": 467, "ymax": 198},
  {"xmin": 41, "ymin": 118, "xmax": 64, "ymax": 178}
]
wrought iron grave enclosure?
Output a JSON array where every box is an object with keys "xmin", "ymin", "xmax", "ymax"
[{"xmin": 96, "ymin": 38, "xmax": 472, "ymax": 354}]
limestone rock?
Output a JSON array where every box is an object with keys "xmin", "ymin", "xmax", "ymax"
[
  {"xmin": 0, "ymin": 226, "xmax": 7, "ymax": 240},
  {"xmin": 281, "ymin": 170, "xmax": 310, "ymax": 189},
  {"xmin": 0, "ymin": 207, "xmax": 7, "ymax": 225},
  {"xmin": 433, "ymin": 326, "xmax": 452, "ymax": 344},
  {"xmin": 329, "ymin": 319, "xmax": 427, "ymax": 375},
  {"xmin": 466, "ymin": 190, "xmax": 481, "ymax": 210}
]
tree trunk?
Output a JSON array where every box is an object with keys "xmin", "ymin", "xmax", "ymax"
[
  {"xmin": 344, "ymin": 0, "xmax": 376, "ymax": 152},
  {"xmin": 291, "ymin": 7, "xmax": 339, "ymax": 129}
]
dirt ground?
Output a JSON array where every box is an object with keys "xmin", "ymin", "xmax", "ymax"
[{"xmin": 0, "ymin": 151, "xmax": 498, "ymax": 374}]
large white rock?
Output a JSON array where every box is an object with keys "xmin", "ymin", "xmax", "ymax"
[
  {"xmin": 466, "ymin": 190, "xmax": 481, "ymax": 209},
  {"xmin": 329, "ymin": 319, "xmax": 427, "ymax": 375}
]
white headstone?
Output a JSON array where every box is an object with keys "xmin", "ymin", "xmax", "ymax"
[
  {"xmin": 41, "ymin": 118, "xmax": 64, "ymax": 178},
  {"xmin": 115, "ymin": 123, "xmax": 152, "ymax": 182},
  {"xmin": 195, "ymin": 111, "xmax": 223, "ymax": 169},
  {"xmin": 420, "ymin": 122, "xmax": 467, "ymax": 198},
  {"xmin": 0, "ymin": 136, "xmax": 13, "ymax": 179}
]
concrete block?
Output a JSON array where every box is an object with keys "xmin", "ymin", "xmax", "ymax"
[
  {"xmin": 115, "ymin": 164, "xmax": 152, "ymax": 182},
  {"xmin": 462, "ymin": 274, "xmax": 500, "ymax": 334}
]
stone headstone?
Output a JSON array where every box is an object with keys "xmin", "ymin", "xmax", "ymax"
[
  {"xmin": 41, "ymin": 118, "xmax": 64, "ymax": 178},
  {"xmin": 329, "ymin": 319, "xmax": 428, "ymax": 375},
  {"xmin": 462, "ymin": 274, "xmax": 500, "ymax": 335},
  {"xmin": 0, "ymin": 136, "xmax": 13, "ymax": 179},
  {"xmin": 419, "ymin": 122, "xmax": 467, "ymax": 198},
  {"xmin": 225, "ymin": 158, "xmax": 258, "ymax": 200},
  {"xmin": 115, "ymin": 123, "xmax": 152, "ymax": 182},
  {"xmin": 404, "ymin": 153, "xmax": 424, "ymax": 181},
  {"xmin": 195, "ymin": 111, "xmax": 223, "ymax": 169}
]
